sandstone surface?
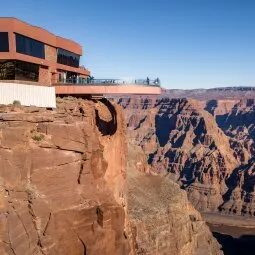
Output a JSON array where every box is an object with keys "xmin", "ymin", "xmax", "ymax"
[
  {"xmin": 0, "ymin": 97, "xmax": 224, "ymax": 255},
  {"xmin": 127, "ymin": 143, "xmax": 223, "ymax": 255},
  {"xmin": 118, "ymin": 97, "xmax": 255, "ymax": 218},
  {"xmin": 0, "ymin": 98, "xmax": 130, "ymax": 255}
]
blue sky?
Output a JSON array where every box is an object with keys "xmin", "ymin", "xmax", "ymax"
[{"xmin": 0, "ymin": 0, "xmax": 255, "ymax": 89}]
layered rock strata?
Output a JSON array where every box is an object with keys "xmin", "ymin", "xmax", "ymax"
[
  {"xmin": 119, "ymin": 97, "xmax": 255, "ymax": 217},
  {"xmin": 0, "ymin": 97, "xmax": 225, "ymax": 255},
  {"xmin": 0, "ymin": 98, "xmax": 130, "ymax": 255},
  {"xmin": 211, "ymin": 99, "xmax": 255, "ymax": 216},
  {"xmin": 127, "ymin": 144, "xmax": 223, "ymax": 255}
]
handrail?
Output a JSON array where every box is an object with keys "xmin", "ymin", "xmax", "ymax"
[{"xmin": 57, "ymin": 77, "xmax": 161, "ymax": 87}]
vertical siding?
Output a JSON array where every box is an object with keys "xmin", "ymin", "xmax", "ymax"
[{"xmin": 0, "ymin": 82, "xmax": 56, "ymax": 108}]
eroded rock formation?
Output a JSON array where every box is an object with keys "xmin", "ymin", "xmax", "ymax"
[
  {"xmin": 0, "ymin": 97, "xmax": 224, "ymax": 255},
  {"xmin": 127, "ymin": 143, "xmax": 223, "ymax": 255},
  {"xmin": 119, "ymin": 97, "xmax": 255, "ymax": 217},
  {"xmin": 212, "ymin": 99, "xmax": 255, "ymax": 216},
  {"xmin": 0, "ymin": 98, "xmax": 129, "ymax": 255}
]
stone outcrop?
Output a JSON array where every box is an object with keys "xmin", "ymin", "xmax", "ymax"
[
  {"xmin": 220, "ymin": 158, "xmax": 255, "ymax": 216},
  {"xmin": 127, "ymin": 143, "xmax": 223, "ymax": 255},
  {"xmin": 0, "ymin": 98, "xmax": 130, "ymax": 255}
]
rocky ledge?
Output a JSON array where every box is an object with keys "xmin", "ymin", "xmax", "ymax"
[{"xmin": 0, "ymin": 98, "xmax": 129, "ymax": 255}]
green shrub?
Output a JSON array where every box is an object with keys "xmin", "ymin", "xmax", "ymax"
[
  {"xmin": 32, "ymin": 134, "xmax": 44, "ymax": 142},
  {"xmin": 13, "ymin": 100, "xmax": 21, "ymax": 106}
]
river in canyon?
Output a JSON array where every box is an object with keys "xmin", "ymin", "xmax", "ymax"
[{"xmin": 204, "ymin": 213, "xmax": 255, "ymax": 255}]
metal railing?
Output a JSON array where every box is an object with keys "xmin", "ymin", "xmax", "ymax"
[{"xmin": 57, "ymin": 77, "xmax": 161, "ymax": 87}]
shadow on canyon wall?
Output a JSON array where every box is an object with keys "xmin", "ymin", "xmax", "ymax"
[
  {"xmin": 205, "ymin": 99, "xmax": 218, "ymax": 115},
  {"xmin": 213, "ymin": 232, "xmax": 255, "ymax": 255},
  {"xmin": 95, "ymin": 98, "xmax": 117, "ymax": 136}
]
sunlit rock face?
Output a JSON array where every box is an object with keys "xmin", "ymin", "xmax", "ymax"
[
  {"xmin": 3, "ymin": 93, "xmax": 253, "ymax": 255},
  {"xmin": 126, "ymin": 143, "xmax": 223, "ymax": 255},
  {"xmin": 119, "ymin": 97, "xmax": 255, "ymax": 217},
  {"xmin": 213, "ymin": 99, "xmax": 255, "ymax": 216},
  {"xmin": 0, "ymin": 98, "xmax": 130, "ymax": 255}
]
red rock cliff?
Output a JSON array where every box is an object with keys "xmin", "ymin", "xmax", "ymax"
[
  {"xmin": 0, "ymin": 98, "xmax": 130, "ymax": 255},
  {"xmin": 119, "ymin": 97, "xmax": 255, "ymax": 218}
]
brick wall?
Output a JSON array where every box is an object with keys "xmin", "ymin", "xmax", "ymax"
[
  {"xmin": 39, "ymin": 66, "xmax": 51, "ymax": 86},
  {"xmin": 45, "ymin": 44, "xmax": 57, "ymax": 63},
  {"xmin": 44, "ymin": 45, "xmax": 57, "ymax": 85}
]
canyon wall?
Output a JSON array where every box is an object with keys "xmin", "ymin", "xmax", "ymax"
[
  {"xmin": 213, "ymin": 99, "xmax": 255, "ymax": 216},
  {"xmin": 119, "ymin": 97, "xmax": 255, "ymax": 217},
  {"xmin": 162, "ymin": 87, "xmax": 255, "ymax": 100},
  {"xmin": 0, "ymin": 97, "xmax": 223, "ymax": 255},
  {"xmin": 127, "ymin": 143, "xmax": 223, "ymax": 255},
  {"xmin": 0, "ymin": 98, "xmax": 130, "ymax": 255}
]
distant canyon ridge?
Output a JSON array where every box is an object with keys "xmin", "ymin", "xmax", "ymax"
[{"xmin": 117, "ymin": 86, "xmax": 255, "ymax": 217}]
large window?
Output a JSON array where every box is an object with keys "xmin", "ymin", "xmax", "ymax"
[
  {"xmin": 15, "ymin": 61, "xmax": 39, "ymax": 81},
  {"xmin": 16, "ymin": 33, "xmax": 45, "ymax": 59},
  {"xmin": 0, "ymin": 61, "xmax": 15, "ymax": 80},
  {"xmin": 0, "ymin": 60, "xmax": 39, "ymax": 82},
  {"xmin": 0, "ymin": 32, "xmax": 9, "ymax": 52},
  {"xmin": 57, "ymin": 48, "xmax": 80, "ymax": 68}
]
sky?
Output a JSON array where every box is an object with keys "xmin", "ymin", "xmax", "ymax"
[{"xmin": 0, "ymin": 0, "xmax": 255, "ymax": 89}]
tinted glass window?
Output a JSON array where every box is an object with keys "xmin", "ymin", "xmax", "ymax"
[
  {"xmin": 15, "ymin": 61, "xmax": 39, "ymax": 81},
  {"xmin": 0, "ymin": 60, "xmax": 39, "ymax": 82},
  {"xmin": 16, "ymin": 33, "xmax": 45, "ymax": 59},
  {"xmin": 57, "ymin": 48, "xmax": 80, "ymax": 68},
  {"xmin": 0, "ymin": 32, "xmax": 9, "ymax": 52},
  {"xmin": 0, "ymin": 61, "xmax": 15, "ymax": 80}
]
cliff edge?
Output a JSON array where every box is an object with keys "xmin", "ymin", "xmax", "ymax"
[
  {"xmin": 0, "ymin": 98, "xmax": 222, "ymax": 255},
  {"xmin": 0, "ymin": 98, "xmax": 129, "ymax": 255}
]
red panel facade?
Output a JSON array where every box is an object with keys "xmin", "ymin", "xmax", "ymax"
[{"xmin": 0, "ymin": 17, "xmax": 90, "ymax": 86}]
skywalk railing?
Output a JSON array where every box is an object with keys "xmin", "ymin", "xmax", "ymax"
[{"xmin": 57, "ymin": 78, "xmax": 161, "ymax": 87}]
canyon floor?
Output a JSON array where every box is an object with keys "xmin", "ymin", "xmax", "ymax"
[{"xmin": 204, "ymin": 213, "xmax": 255, "ymax": 255}]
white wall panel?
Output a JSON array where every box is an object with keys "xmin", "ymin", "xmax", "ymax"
[{"xmin": 0, "ymin": 83, "xmax": 56, "ymax": 108}]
